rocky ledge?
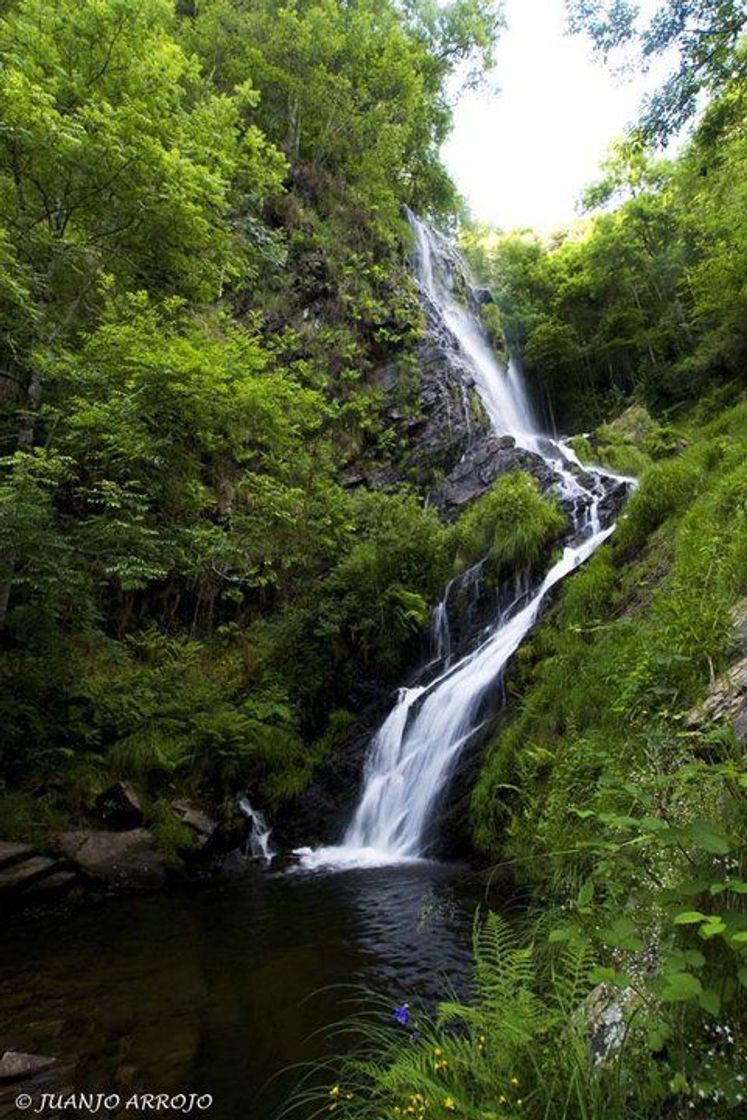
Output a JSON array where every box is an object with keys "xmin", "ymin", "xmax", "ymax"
[{"xmin": 0, "ymin": 786, "xmax": 230, "ymax": 915}]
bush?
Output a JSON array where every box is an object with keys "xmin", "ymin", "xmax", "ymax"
[{"xmin": 450, "ymin": 472, "xmax": 566, "ymax": 580}]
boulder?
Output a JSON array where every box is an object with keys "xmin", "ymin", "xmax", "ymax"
[
  {"xmin": 586, "ymin": 984, "xmax": 639, "ymax": 1065},
  {"xmin": 55, "ymin": 828, "xmax": 166, "ymax": 890},
  {"xmin": 0, "ymin": 1051, "xmax": 56, "ymax": 1082},
  {"xmin": 94, "ymin": 781, "xmax": 144, "ymax": 830},
  {"xmin": 171, "ymin": 800, "xmax": 218, "ymax": 847}
]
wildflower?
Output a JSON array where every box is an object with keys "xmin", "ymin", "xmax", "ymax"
[
  {"xmin": 393, "ymin": 1004, "xmax": 411, "ymax": 1026},
  {"xmin": 443, "ymin": 1098, "xmax": 456, "ymax": 1112},
  {"xmin": 329, "ymin": 1086, "xmax": 341, "ymax": 1099},
  {"xmin": 511, "ymin": 1077, "xmax": 520, "ymax": 1087},
  {"xmin": 434, "ymin": 1047, "xmax": 444, "ymax": 1057}
]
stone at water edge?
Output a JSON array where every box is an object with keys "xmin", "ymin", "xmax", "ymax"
[
  {"xmin": 55, "ymin": 828, "xmax": 166, "ymax": 889},
  {"xmin": 0, "ymin": 855, "xmax": 66, "ymax": 894},
  {"xmin": 0, "ymin": 1052, "xmax": 56, "ymax": 1082}
]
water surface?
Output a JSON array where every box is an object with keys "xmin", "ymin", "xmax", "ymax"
[{"xmin": 1, "ymin": 863, "xmax": 484, "ymax": 1119}]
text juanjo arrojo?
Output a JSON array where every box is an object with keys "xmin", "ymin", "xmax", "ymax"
[{"xmin": 15, "ymin": 1093, "xmax": 214, "ymax": 1114}]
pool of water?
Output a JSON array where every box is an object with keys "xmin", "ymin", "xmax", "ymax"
[{"xmin": 0, "ymin": 862, "xmax": 486, "ymax": 1119}]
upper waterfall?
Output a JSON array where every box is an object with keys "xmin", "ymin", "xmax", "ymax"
[{"xmin": 408, "ymin": 211, "xmax": 538, "ymax": 443}]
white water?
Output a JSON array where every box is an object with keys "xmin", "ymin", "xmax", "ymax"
[
  {"xmin": 238, "ymin": 796, "xmax": 276, "ymax": 863},
  {"xmin": 297, "ymin": 215, "xmax": 627, "ymax": 871}
]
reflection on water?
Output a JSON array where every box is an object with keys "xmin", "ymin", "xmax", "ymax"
[{"xmin": 0, "ymin": 864, "xmax": 483, "ymax": 1119}]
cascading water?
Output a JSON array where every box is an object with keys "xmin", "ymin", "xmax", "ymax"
[
  {"xmin": 238, "ymin": 795, "xmax": 276, "ymax": 863},
  {"xmin": 297, "ymin": 215, "xmax": 630, "ymax": 870}
]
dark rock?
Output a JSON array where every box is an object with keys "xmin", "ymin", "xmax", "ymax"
[
  {"xmin": 55, "ymin": 828, "xmax": 166, "ymax": 890},
  {"xmin": 273, "ymin": 698, "xmax": 393, "ymax": 850},
  {"xmin": 473, "ymin": 287, "xmax": 494, "ymax": 306},
  {"xmin": 94, "ymin": 781, "xmax": 143, "ymax": 830},
  {"xmin": 431, "ymin": 434, "xmax": 557, "ymax": 518},
  {"xmin": 23, "ymin": 870, "xmax": 78, "ymax": 899},
  {"xmin": 0, "ymin": 1051, "xmax": 56, "ymax": 1081}
]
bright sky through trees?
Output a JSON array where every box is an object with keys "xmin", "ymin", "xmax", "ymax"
[{"xmin": 444, "ymin": 0, "xmax": 669, "ymax": 231}]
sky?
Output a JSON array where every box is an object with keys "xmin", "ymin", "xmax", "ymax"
[{"xmin": 443, "ymin": 0, "xmax": 666, "ymax": 232}]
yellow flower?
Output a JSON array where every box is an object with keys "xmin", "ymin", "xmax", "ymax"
[
  {"xmin": 434, "ymin": 1047, "xmax": 444, "ymax": 1057},
  {"xmin": 442, "ymin": 1098, "xmax": 456, "ymax": 1112},
  {"xmin": 511, "ymin": 1077, "xmax": 520, "ymax": 1087},
  {"xmin": 329, "ymin": 1085, "xmax": 341, "ymax": 1098}
]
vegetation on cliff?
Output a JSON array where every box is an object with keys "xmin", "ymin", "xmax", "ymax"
[{"xmin": 0, "ymin": 0, "xmax": 503, "ymax": 834}]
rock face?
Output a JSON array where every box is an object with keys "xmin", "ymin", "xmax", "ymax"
[
  {"xmin": 431, "ymin": 432, "xmax": 557, "ymax": 518},
  {"xmin": 273, "ymin": 698, "xmax": 394, "ymax": 850},
  {"xmin": 55, "ymin": 828, "xmax": 166, "ymax": 890}
]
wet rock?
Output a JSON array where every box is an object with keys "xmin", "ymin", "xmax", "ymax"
[
  {"xmin": 55, "ymin": 828, "xmax": 166, "ymax": 890},
  {"xmin": 732, "ymin": 598, "xmax": 747, "ymax": 654},
  {"xmin": 0, "ymin": 1051, "xmax": 56, "ymax": 1081},
  {"xmin": 94, "ymin": 782, "xmax": 143, "ymax": 830}
]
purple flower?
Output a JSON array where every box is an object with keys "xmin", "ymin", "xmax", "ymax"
[{"xmin": 392, "ymin": 1004, "xmax": 410, "ymax": 1027}]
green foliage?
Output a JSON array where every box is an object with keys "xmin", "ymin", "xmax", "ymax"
[
  {"xmin": 449, "ymin": 471, "xmax": 566, "ymax": 579},
  {"xmin": 293, "ymin": 913, "xmax": 665, "ymax": 1119},
  {"xmin": 0, "ymin": 0, "xmax": 504, "ymax": 824},
  {"xmin": 566, "ymin": 0, "xmax": 747, "ymax": 144},
  {"xmin": 467, "ymin": 395, "xmax": 747, "ymax": 1112}
]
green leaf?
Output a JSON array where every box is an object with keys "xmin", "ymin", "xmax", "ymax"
[
  {"xmin": 686, "ymin": 820, "xmax": 733, "ymax": 855},
  {"xmin": 699, "ymin": 916, "xmax": 727, "ymax": 939},
  {"xmin": 577, "ymin": 880, "xmax": 594, "ymax": 907},
  {"xmin": 697, "ymin": 989, "xmax": 721, "ymax": 1016},
  {"xmin": 673, "ymin": 910, "xmax": 707, "ymax": 925},
  {"xmin": 660, "ymin": 971, "xmax": 702, "ymax": 1002}
]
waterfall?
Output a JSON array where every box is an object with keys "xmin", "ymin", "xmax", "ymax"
[
  {"xmin": 296, "ymin": 215, "xmax": 630, "ymax": 871},
  {"xmin": 238, "ymin": 796, "xmax": 276, "ymax": 863}
]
